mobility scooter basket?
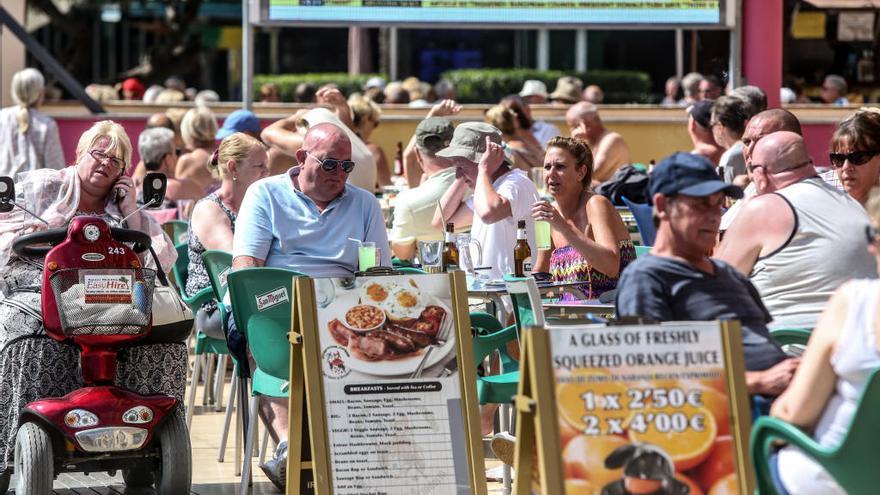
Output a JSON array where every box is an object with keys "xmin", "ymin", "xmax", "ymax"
[{"xmin": 48, "ymin": 267, "xmax": 156, "ymax": 336}]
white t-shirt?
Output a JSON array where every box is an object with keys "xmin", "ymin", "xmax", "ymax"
[
  {"xmin": 466, "ymin": 168, "xmax": 540, "ymax": 280},
  {"xmin": 531, "ymin": 120, "xmax": 561, "ymax": 149},
  {"xmin": 303, "ymin": 108, "xmax": 376, "ymax": 192}
]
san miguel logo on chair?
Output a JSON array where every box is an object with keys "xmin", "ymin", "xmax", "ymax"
[
  {"xmin": 83, "ymin": 274, "xmax": 133, "ymax": 304},
  {"xmin": 256, "ymin": 286, "xmax": 288, "ymax": 311}
]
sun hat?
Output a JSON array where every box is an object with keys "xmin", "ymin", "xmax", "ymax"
[
  {"xmin": 650, "ymin": 152, "xmax": 743, "ymax": 199},
  {"xmin": 549, "ymin": 76, "xmax": 584, "ymax": 104},
  {"xmin": 519, "ymin": 80, "xmax": 549, "ymax": 99},
  {"xmin": 415, "ymin": 117, "xmax": 455, "ymax": 154},
  {"xmin": 363, "ymin": 76, "xmax": 387, "ymax": 91},
  {"xmin": 436, "ymin": 122, "xmax": 504, "ymax": 163},
  {"xmin": 216, "ymin": 109, "xmax": 261, "ymax": 140}
]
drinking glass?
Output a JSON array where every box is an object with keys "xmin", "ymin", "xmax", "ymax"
[
  {"xmin": 358, "ymin": 242, "xmax": 378, "ymax": 271},
  {"xmin": 530, "ymin": 167, "xmax": 546, "ymax": 196},
  {"xmin": 417, "ymin": 240, "xmax": 443, "ymax": 271},
  {"xmin": 535, "ymin": 220, "xmax": 552, "ymax": 250}
]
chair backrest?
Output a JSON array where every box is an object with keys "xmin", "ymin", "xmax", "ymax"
[
  {"xmin": 504, "ymin": 276, "xmax": 545, "ymax": 329},
  {"xmin": 470, "ymin": 312, "xmax": 519, "ymax": 373},
  {"xmin": 163, "ymin": 220, "xmax": 189, "ymax": 245},
  {"xmin": 621, "ymin": 196, "xmax": 656, "ymax": 246},
  {"xmin": 815, "ymin": 368, "xmax": 880, "ymax": 491},
  {"xmin": 172, "ymin": 242, "xmax": 189, "ymax": 294},
  {"xmin": 227, "ymin": 267, "xmax": 305, "ymax": 380},
  {"xmin": 201, "ymin": 250, "xmax": 234, "ymax": 302}
]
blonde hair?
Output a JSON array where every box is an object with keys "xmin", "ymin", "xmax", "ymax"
[
  {"xmin": 208, "ymin": 132, "xmax": 265, "ymax": 180},
  {"xmin": 868, "ymin": 186, "xmax": 880, "ymax": 225},
  {"xmin": 11, "ymin": 68, "xmax": 44, "ymax": 134},
  {"xmin": 348, "ymin": 95, "xmax": 381, "ymax": 129},
  {"xmin": 485, "ymin": 104, "xmax": 517, "ymax": 136},
  {"xmin": 75, "ymin": 120, "xmax": 132, "ymax": 171},
  {"xmin": 181, "ymin": 106, "xmax": 218, "ymax": 149}
]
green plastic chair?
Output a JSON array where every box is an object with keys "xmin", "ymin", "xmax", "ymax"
[
  {"xmin": 504, "ymin": 276, "xmax": 546, "ymax": 330},
  {"xmin": 470, "ymin": 312, "xmax": 520, "ymax": 405},
  {"xmin": 200, "ymin": 250, "xmax": 244, "ymax": 464},
  {"xmin": 635, "ymin": 245, "xmax": 652, "ymax": 258},
  {"xmin": 173, "ymin": 243, "xmax": 214, "ymax": 313},
  {"xmin": 770, "ymin": 327, "xmax": 812, "ymax": 347},
  {"xmin": 751, "ymin": 368, "xmax": 880, "ymax": 495},
  {"xmin": 227, "ymin": 267, "xmax": 305, "ymax": 491},
  {"xmin": 163, "ymin": 219, "xmax": 189, "ymax": 245}
]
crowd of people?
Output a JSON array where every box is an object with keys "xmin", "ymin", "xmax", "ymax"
[{"xmin": 2, "ymin": 64, "xmax": 880, "ymax": 492}]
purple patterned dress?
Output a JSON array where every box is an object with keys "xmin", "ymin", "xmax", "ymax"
[{"xmin": 549, "ymin": 240, "xmax": 637, "ymax": 300}]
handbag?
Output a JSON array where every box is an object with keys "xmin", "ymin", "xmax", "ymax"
[{"xmin": 137, "ymin": 247, "xmax": 194, "ymax": 345}]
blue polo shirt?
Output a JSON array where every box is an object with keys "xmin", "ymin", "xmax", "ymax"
[{"xmin": 233, "ymin": 168, "xmax": 391, "ymax": 278}]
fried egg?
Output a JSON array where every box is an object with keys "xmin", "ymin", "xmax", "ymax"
[
  {"xmin": 360, "ymin": 281, "xmax": 391, "ymax": 305},
  {"xmin": 385, "ymin": 284, "xmax": 423, "ymax": 318}
]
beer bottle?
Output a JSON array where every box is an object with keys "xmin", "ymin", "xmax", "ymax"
[
  {"xmin": 514, "ymin": 220, "xmax": 532, "ymax": 277},
  {"xmin": 442, "ymin": 222, "xmax": 459, "ymax": 271},
  {"xmin": 394, "ymin": 141, "xmax": 404, "ymax": 176}
]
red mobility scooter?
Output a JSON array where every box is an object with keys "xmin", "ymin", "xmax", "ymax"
[{"xmin": 0, "ymin": 174, "xmax": 191, "ymax": 494}]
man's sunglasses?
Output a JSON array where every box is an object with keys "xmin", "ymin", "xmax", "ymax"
[
  {"xmin": 306, "ymin": 151, "xmax": 355, "ymax": 173},
  {"xmin": 829, "ymin": 150, "xmax": 880, "ymax": 168}
]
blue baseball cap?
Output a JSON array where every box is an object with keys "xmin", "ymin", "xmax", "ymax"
[
  {"xmin": 216, "ymin": 110, "xmax": 261, "ymax": 140},
  {"xmin": 649, "ymin": 152, "xmax": 743, "ymax": 200}
]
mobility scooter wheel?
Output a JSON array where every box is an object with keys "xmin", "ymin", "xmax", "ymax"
[
  {"xmin": 13, "ymin": 422, "xmax": 53, "ymax": 494},
  {"xmin": 154, "ymin": 412, "xmax": 192, "ymax": 493}
]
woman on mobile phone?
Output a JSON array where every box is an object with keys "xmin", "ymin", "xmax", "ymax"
[{"xmin": 0, "ymin": 120, "xmax": 181, "ymax": 485}]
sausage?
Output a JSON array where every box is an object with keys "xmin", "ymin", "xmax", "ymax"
[
  {"xmin": 371, "ymin": 330, "xmax": 416, "ymax": 353},
  {"xmin": 386, "ymin": 324, "xmax": 434, "ymax": 347},
  {"xmin": 328, "ymin": 318, "xmax": 357, "ymax": 346}
]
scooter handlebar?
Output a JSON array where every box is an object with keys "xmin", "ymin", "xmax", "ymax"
[{"xmin": 12, "ymin": 226, "xmax": 152, "ymax": 258}]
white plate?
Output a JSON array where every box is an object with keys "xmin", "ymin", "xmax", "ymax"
[{"xmin": 325, "ymin": 294, "xmax": 455, "ymax": 377}]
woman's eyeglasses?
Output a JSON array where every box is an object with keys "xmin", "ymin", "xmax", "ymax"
[
  {"xmin": 829, "ymin": 150, "xmax": 880, "ymax": 168},
  {"xmin": 306, "ymin": 151, "xmax": 355, "ymax": 174},
  {"xmin": 89, "ymin": 149, "xmax": 124, "ymax": 171}
]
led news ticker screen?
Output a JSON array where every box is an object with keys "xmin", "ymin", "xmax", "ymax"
[{"xmin": 265, "ymin": 0, "xmax": 723, "ymax": 26}]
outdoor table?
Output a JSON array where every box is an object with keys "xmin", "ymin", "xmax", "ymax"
[
  {"xmin": 542, "ymin": 299, "xmax": 616, "ymax": 321},
  {"xmin": 465, "ymin": 277, "xmax": 591, "ymax": 324}
]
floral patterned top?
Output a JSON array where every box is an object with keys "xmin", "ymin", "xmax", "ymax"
[
  {"xmin": 549, "ymin": 240, "xmax": 637, "ymax": 300},
  {"xmin": 185, "ymin": 193, "xmax": 236, "ymax": 312}
]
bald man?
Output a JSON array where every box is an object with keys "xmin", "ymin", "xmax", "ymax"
[
  {"xmin": 229, "ymin": 122, "xmax": 391, "ymax": 487},
  {"xmin": 717, "ymin": 131, "xmax": 876, "ymax": 329},
  {"xmin": 565, "ymin": 102, "xmax": 630, "ymax": 184}
]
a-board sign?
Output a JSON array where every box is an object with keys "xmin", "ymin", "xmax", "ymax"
[
  {"xmin": 287, "ymin": 271, "xmax": 487, "ymax": 495},
  {"xmin": 513, "ymin": 321, "xmax": 753, "ymax": 495}
]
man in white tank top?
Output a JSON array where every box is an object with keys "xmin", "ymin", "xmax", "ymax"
[{"xmin": 717, "ymin": 131, "xmax": 878, "ymax": 329}]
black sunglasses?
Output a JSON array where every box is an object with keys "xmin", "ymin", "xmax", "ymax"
[
  {"xmin": 306, "ymin": 151, "xmax": 355, "ymax": 174},
  {"xmin": 829, "ymin": 150, "xmax": 880, "ymax": 168}
]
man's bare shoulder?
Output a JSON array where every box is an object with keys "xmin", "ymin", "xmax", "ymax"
[{"xmin": 732, "ymin": 192, "xmax": 792, "ymax": 231}]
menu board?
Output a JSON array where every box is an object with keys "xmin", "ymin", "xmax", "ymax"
[
  {"xmin": 547, "ymin": 321, "xmax": 749, "ymax": 495},
  {"xmin": 264, "ymin": 0, "xmax": 723, "ymax": 26},
  {"xmin": 312, "ymin": 274, "xmax": 472, "ymax": 494}
]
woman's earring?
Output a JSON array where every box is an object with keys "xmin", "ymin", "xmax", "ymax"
[{"xmin": 233, "ymin": 176, "xmax": 238, "ymax": 181}]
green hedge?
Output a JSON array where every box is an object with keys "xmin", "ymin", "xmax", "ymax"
[
  {"xmin": 253, "ymin": 73, "xmax": 386, "ymax": 102},
  {"xmin": 255, "ymin": 69, "xmax": 652, "ymax": 104},
  {"xmin": 440, "ymin": 68, "xmax": 653, "ymax": 104}
]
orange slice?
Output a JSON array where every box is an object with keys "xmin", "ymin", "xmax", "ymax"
[
  {"xmin": 708, "ymin": 473, "xmax": 738, "ymax": 495},
  {"xmin": 562, "ymin": 434, "xmax": 627, "ymax": 489}
]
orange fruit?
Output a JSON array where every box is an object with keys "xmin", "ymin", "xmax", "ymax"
[
  {"xmin": 690, "ymin": 436, "xmax": 736, "ymax": 492},
  {"xmin": 626, "ymin": 390, "xmax": 717, "ymax": 471},
  {"xmin": 564, "ymin": 478, "xmax": 596, "ymax": 494},
  {"xmin": 708, "ymin": 473, "xmax": 738, "ymax": 495},
  {"xmin": 696, "ymin": 386, "xmax": 730, "ymax": 437},
  {"xmin": 557, "ymin": 369, "xmax": 626, "ymax": 436},
  {"xmin": 559, "ymin": 416, "xmax": 580, "ymax": 450},
  {"xmin": 676, "ymin": 472, "xmax": 704, "ymax": 495},
  {"xmin": 563, "ymin": 434, "xmax": 626, "ymax": 488}
]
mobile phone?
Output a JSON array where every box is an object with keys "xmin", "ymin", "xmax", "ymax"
[{"xmin": 111, "ymin": 183, "xmax": 126, "ymax": 204}]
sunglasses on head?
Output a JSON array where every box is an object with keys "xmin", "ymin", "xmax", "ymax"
[
  {"xmin": 306, "ymin": 151, "xmax": 355, "ymax": 174},
  {"xmin": 829, "ymin": 150, "xmax": 880, "ymax": 168}
]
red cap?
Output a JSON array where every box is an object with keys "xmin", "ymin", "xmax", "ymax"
[{"xmin": 121, "ymin": 78, "xmax": 145, "ymax": 98}]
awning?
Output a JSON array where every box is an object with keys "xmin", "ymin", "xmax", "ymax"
[{"xmin": 804, "ymin": 0, "xmax": 880, "ymax": 8}]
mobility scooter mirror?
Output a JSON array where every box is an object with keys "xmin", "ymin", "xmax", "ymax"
[
  {"xmin": 142, "ymin": 172, "xmax": 166, "ymax": 209},
  {"xmin": 0, "ymin": 176, "xmax": 14, "ymax": 213}
]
